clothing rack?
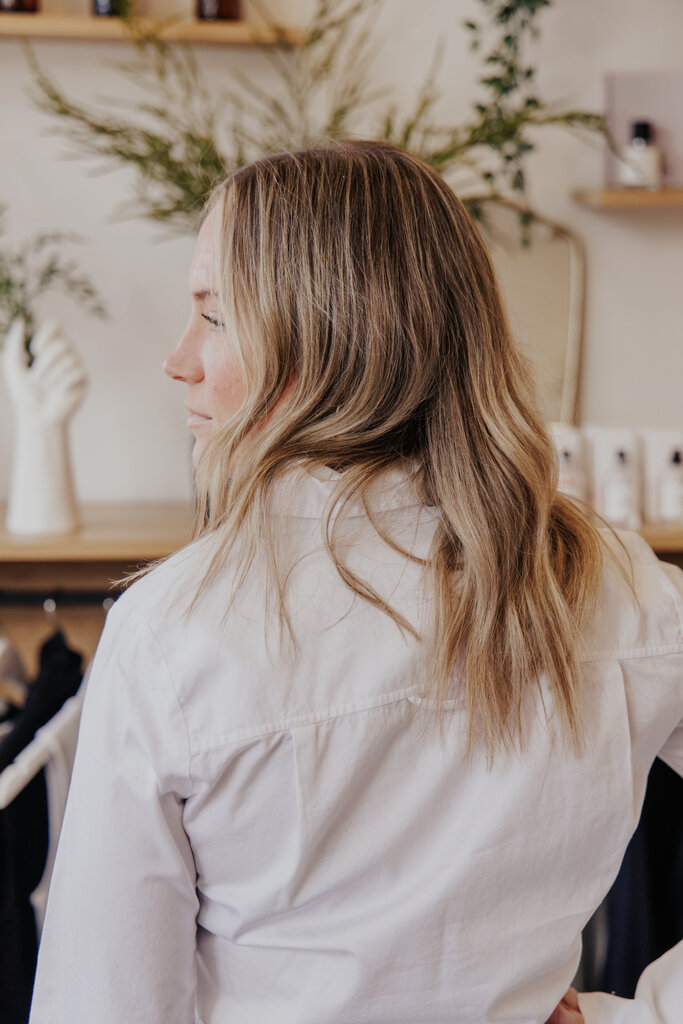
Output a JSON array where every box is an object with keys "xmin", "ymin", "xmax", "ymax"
[{"xmin": 0, "ymin": 589, "xmax": 119, "ymax": 609}]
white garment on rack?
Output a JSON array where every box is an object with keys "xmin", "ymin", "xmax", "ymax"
[
  {"xmin": 29, "ymin": 690, "xmax": 85, "ymax": 935},
  {"xmin": 0, "ymin": 686, "xmax": 85, "ymax": 934},
  {"xmin": 0, "ymin": 636, "xmax": 26, "ymax": 685},
  {"xmin": 0, "ymin": 635, "xmax": 27, "ymax": 718}
]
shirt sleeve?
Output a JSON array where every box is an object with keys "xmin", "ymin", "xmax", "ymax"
[
  {"xmin": 29, "ymin": 598, "xmax": 199, "ymax": 1024},
  {"xmin": 578, "ymin": 942, "xmax": 683, "ymax": 1024},
  {"xmin": 577, "ymin": 558, "xmax": 683, "ymax": 1024},
  {"xmin": 656, "ymin": 560, "xmax": 683, "ymax": 777}
]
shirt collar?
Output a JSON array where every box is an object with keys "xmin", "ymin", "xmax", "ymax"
[{"xmin": 270, "ymin": 461, "xmax": 429, "ymax": 519}]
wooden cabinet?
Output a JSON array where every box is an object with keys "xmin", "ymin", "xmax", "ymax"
[{"xmin": 0, "ymin": 501, "xmax": 192, "ymax": 675}]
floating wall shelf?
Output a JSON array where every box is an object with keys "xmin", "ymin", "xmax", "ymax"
[
  {"xmin": 0, "ymin": 502, "xmax": 193, "ymax": 562},
  {"xmin": 0, "ymin": 12, "xmax": 304, "ymax": 46},
  {"xmin": 572, "ymin": 188, "xmax": 683, "ymax": 210}
]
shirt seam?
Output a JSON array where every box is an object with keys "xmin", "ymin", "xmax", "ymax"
[
  {"xmin": 137, "ymin": 609, "xmax": 196, "ymax": 786},
  {"xmin": 659, "ymin": 563, "xmax": 683, "ymax": 635},
  {"xmin": 188, "ymin": 683, "xmax": 428, "ymax": 755},
  {"xmin": 185, "ymin": 643, "xmax": 683, "ymax": 754},
  {"xmin": 579, "ymin": 642, "xmax": 683, "ymax": 663},
  {"xmin": 126, "ymin": 577, "xmax": 682, "ymax": 759}
]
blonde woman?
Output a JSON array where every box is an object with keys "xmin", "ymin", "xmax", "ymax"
[{"xmin": 30, "ymin": 141, "xmax": 682, "ymax": 1024}]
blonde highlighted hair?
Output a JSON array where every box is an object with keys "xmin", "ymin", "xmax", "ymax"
[{"xmin": 188, "ymin": 139, "xmax": 607, "ymax": 756}]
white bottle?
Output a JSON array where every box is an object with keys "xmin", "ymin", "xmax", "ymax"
[
  {"xmin": 603, "ymin": 449, "xmax": 641, "ymax": 529},
  {"xmin": 617, "ymin": 121, "xmax": 662, "ymax": 190},
  {"xmin": 659, "ymin": 449, "xmax": 683, "ymax": 524},
  {"xmin": 557, "ymin": 448, "xmax": 588, "ymax": 503}
]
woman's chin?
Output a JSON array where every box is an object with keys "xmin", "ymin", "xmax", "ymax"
[{"xmin": 191, "ymin": 436, "xmax": 210, "ymax": 465}]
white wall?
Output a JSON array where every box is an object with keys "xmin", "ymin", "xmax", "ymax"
[{"xmin": 0, "ymin": 0, "xmax": 681, "ymax": 504}]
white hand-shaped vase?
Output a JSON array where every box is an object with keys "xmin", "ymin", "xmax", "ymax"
[{"xmin": 2, "ymin": 319, "xmax": 88, "ymax": 535}]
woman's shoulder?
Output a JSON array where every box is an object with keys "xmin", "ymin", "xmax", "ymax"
[
  {"xmin": 106, "ymin": 535, "xmax": 219, "ymax": 634},
  {"xmin": 583, "ymin": 527, "xmax": 683, "ymax": 661}
]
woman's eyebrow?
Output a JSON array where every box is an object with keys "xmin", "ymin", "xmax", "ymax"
[{"xmin": 192, "ymin": 289, "xmax": 217, "ymax": 302}]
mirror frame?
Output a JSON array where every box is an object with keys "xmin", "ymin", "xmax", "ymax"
[{"xmin": 478, "ymin": 196, "xmax": 586, "ymax": 426}]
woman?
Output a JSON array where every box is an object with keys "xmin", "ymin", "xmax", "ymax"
[{"xmin": 30, "ymin": 141, "xmax": 682, "ymax": 1023}]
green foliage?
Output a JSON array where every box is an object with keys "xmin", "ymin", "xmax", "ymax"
[
  {"xmin": 456, "ymin": 0, "xmax": 604, "ymax": 207},
  {"xmin": 26, "ymin": 0, "xmax": 606, "ymax": 239},
  {"xmin": 26, "ymin": 35, "xmax": 228, "ymax": 235},
  {"xmin": 0, "ymin": 206, "xmax": 107, "ymax": 350},
  {"xmin": 27, "ymin": 0, "xmax": 391, "ymax": 233}
]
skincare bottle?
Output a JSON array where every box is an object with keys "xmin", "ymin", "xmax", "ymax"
[
  {"xmin": 93, "ymin": 0, "xmax": 128, "ymax": 14},
  {"xmin": 659, "ymin": 449, "xmax": 683, "ymax": 524},
  {"xmin": 617, "ymin": 121, "xmax": 662, "ymax": 190},
  {"xmin": 557, "ymin": 448, "xmax": 588, "ymax": 504},
  {"xmin": 603, "ymin": 449, "xmax": 641, "ymax": 529}
]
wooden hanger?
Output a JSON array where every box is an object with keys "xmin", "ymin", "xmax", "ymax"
[{"xmin": 0, "ymin": 675, "xmax": 28, "ymax": 710}]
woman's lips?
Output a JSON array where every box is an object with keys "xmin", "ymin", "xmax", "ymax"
[{"xmin": 187, "ymin": 411, "xmax": 212, "ymax": 429}]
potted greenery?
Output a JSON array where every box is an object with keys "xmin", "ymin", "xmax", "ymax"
[{"xmin": 26, "ymin": 0, "xmax": 607, "ymax": 243}]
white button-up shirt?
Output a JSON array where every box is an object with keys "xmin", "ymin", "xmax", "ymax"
[{"xmin": 29, "ymin": 467, "xmax": 683, "ymax": 1024}]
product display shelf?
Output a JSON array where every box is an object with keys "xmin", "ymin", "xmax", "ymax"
[
  {"xmin": 0, "ymin": 501, "xmax": 193, "ymax": 675},
  {"xmin": 572, "ymin": 188, "xmax": 683, "ymax": 210},
  {"xmin": 0, "ymin": 13, "xmax": 304, "ymax": 46}
]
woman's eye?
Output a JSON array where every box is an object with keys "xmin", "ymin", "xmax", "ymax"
[{"xmin": 201, "ymin": 313, "xmax": 224, "ymax": 329}]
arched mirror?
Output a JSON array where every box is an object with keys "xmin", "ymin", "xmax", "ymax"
[{"xmin": 479, "ymin": 199, "xmax": 585, "ymax": 426}]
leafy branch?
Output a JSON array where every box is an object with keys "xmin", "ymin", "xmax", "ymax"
[
  {"xmin": 26, "ymin": 0, "xmax": 607, "ymax": 239},
  {"xmin": 378, "ymin": 0, "xmax": 606, "ymax": 238},
  {"xmin": 0, "ymin": 205, "xmax": 107, "ymax": 349}
]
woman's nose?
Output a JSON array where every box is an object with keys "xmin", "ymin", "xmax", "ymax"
[{"xmin": 163, "ymin": 332, "xmax": 203, "ymax": 383}]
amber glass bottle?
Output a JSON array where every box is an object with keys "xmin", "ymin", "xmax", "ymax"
[
  {"xmin": 0, "ymin": 0, "xmax": 38, "ymax": 11},
  {"xmin": 196, "ymin": 0, "xmax": 239, "ymax": 20}
]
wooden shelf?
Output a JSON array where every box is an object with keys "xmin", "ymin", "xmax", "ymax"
[
  {"xmin": 0, "ymin": 501, "xmax": 193, "ymax": 562},
  {"xmin": 572, "ymin": 188, "xmax": 683, "ymax": 210},
  {"xmin": 0, "ymin": 12, "xmax": 304, "ymax": 45},
  {"xmin": 0, "ymin": 500, "xmax": 680, "ymax": 561},
  {"xmin": 638, "ymin": 524, "xmax": 683, "ymax": 555}
]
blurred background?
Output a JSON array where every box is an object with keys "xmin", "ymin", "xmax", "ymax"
[
  {"xmin": 0, "ymin": 4, "xmax": 682, "ymax": 1020},
  {"xmin": 1, "ymin": 0, "xmax": 681, "ymax": 504}
]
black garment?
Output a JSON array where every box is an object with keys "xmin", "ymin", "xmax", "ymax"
[
  {"xmin": 0, "ymin": 630, "xmax": 83, "ymax": 1022},
  {"xmin": 603, "ymin": 821, "xmax": 654, "ymax": 997},
  {"xmin": 0, "ymin": 631, "xmax": 83, "ymax": 773},
  {"xmin": 640, "ymin": 757, "xmax": 683, "ymax": 952},
  {"xmin": 601, "ymin": 758, "xmax": 683, "ymax": 997},
  {"xmin": 0, "ymin": 770, "xmax": 49, "ymax": 1024}
]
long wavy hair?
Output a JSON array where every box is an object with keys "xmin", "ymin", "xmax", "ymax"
[{"xmin": 188, "ymin": 139, "xmax": 608, "ymax": 756}]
